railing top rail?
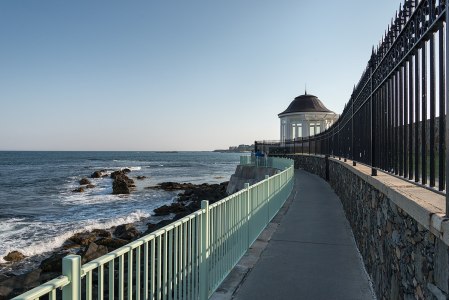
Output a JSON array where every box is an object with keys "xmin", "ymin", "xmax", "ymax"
[{"xmin": 12, "ymin": 276, "xmax": 69, "ymax": 300}]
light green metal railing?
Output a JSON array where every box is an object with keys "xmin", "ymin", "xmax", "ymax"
[{"xmin": 13, "ymin": 156, "xmax": 294, "ymax": 300}]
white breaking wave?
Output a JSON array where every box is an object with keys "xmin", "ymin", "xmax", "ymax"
[
  {"xmin": 0, "ymin": 210, "xmax": 151, "ymax": 263},
  {"xmin": 126, "ymin": 166, "xmax": 142, "ymax": 171}
]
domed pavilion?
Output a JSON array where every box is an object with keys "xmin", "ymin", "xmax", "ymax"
[{"xmin": 279, "ymin": 92, "xmax": 338, "ymax": 142}]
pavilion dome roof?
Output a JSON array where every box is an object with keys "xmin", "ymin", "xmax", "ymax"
[{"xmin": 278, "ymin": 93, "xmax": 334, "ymax": 116}]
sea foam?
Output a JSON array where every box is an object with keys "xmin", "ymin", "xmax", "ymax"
[{"xmin": 0, "ymin": 210, "xmax": 151, "ymax": 264}]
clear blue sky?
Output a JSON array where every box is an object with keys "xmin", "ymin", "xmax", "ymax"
[{"xmin": 0, "ymin": 0, "xmax": 402, "ymax": 151}]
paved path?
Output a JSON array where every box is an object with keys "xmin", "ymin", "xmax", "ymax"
[{"xmin": 233, "ymin": 169, "xmax": 375, "ymax": 300}]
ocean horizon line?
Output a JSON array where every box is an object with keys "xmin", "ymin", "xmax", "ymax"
[{"xmin": 0, "ymin": 149, "xmax": 219, "ymax": 152}]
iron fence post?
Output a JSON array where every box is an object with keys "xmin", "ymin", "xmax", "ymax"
[
  {"xmin": 62, "ymin": 255, "xmax": 81, "ymax": 300},
  {"xmin": 352, "ymin": 93, "xmax": 356, "ymax": 166},
  {"xmin": 370, "ymin": 60, "xmax": 377, "ymax": 176},
  {"xmin": 446, "ymin": 0, "xmax": 449, "ymax": 216}
]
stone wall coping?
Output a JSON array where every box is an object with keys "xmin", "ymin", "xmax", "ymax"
[{"xmin": 326, "ymin": 157, "xmax": 449, "ymax": 246}]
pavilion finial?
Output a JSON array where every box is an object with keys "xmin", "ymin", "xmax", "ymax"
[{"xmin": 305, "ymin": 84, "xmax": 307, "ymax": 95}]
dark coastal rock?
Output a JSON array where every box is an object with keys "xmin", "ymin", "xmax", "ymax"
[
  {"xmin": 0, "ymin": 269, "xmax": 42, "ymax": 299},
  {"xmin": 112, "ymin": 177, "xmax": 130, "ymax": 194},
  {"xmin": 79, "ymin": 177, "xmax": 91, "ymax": 185},
  {"xmin": 122, "ymin": 168, "xmax": 131, "ymax": 173},
  {"xmin": 86, "ymin": 184, "xmax": 96, "ymax": 189},
  {"xmin": 62, "ymin": 240, "xmax": 81, "ymax": 250},
  {"xmin": 145, "ymin": 220, "xmax": 174, "ymax": 234},
  {"xmin": 152, "ymin": 182, "xmax": 196, "ymax": 191},
  {"xmin": 96, "ymin": 237, "xmax": 129, "ymax": 250},
  {"xmin": 91, "ymin": 229, "xmax": 112, "ymax": 238},
  {"xmin": 72, "ymin": 187, "xmax": 85, "ymax": 193},
  {"xmin": 111, "ymin": 170, "xmax": 125, "ymax": 179},
  {"xmin": 68, "ymin": 231, "xmax": 97, "ymax": 246},
  {"xmin": 3, "ymin": 251, "xmax": 25, "ymax": 262},
  {"xmin": 136, "ymin": 176, "xmax": 146, "ymax": 180},
  {"xmin": 174, "ymin": 211, "xmax": 192, "ymax": 221},
  {"xmin": 113, "ymin": 224, "xmax": 139, "ymax": 240},
  {"xmin": 81, "ymin": 243, "xmax": 108, "ymax": 264},
  {"xmin": 91, "ymin": 170, "xmax": 105, "ymax": 178},
  {"xmin": 40, "ymin": 253, "xmax": 66, "ymax": 273},
  {"xmin": 112, "ymin": 171, "xmax": 135, "ymax": 194},
  {"xmin": 95, "ymin": 237, "xmax": 129, "ymax": 251},
  {"xmin": 154, "ymin": 203, "xmax": 187, "ymax": 216},
  {"xmin": 149, "ymin": 181, "xmax": 228, "ymax": 204},
  {"xmin": 110, "ymin": 171, "xmax": 120, "ymax": 179},
  {"xmin": 177, "ymin": 182, "xmax": 228, "ymax": 203}
]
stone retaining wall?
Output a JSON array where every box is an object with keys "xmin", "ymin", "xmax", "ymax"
[
  {"xmin": 226, "ymin": 165, "xmax": 278, "ymax": 194},
  {"xmin": 283, "ymin": 154, "xmax": 449, "ymax": 300}
]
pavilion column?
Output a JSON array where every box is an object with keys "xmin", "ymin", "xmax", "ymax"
[
  {"xmin": 285, "ymin": 119, "xmax": 290, "ymax": 140},
  {"xmin": 303, "ymin": 120, "xmax": 309, "ymax": 137},
  {"xmin": 280, "ymin": 119, "xmax": 284, "ymax": 142}
]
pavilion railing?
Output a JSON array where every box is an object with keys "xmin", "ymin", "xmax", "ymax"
[
  {"xmin": 257, "ymin": 0, "xmax": 449, "ymax": 214},
  {"xmin": 13, "ymin": 156, "xmax": 294, "ymax": 300}
]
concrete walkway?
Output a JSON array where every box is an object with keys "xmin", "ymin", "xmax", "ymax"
[{"xmin": 231, "ymin": 169, "xmax": 375, "ymax": 300}]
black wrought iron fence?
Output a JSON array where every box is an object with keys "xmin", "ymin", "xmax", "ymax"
[{"xmin": 256, "ymin": 0, "xmax": 449, "ymax": 212}]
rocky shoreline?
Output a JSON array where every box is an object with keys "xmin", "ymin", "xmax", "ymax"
[{"xmin": 0, "ymin": 167, "xmax": 229, "ymax": 299}]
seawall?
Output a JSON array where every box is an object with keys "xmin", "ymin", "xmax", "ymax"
[
  {"xmin": 226, "ymin": 165, "xmax": 278, "ymax": 194},
  {"xmin": 282, "ymin": 154, "xmax": 448, "ymax": 300}
]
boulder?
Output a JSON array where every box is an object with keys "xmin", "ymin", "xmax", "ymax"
[
  {"xmin": 91, "ymin": 229, "xmax": 112, "ymax": 238},
  {"xmin": 112, "ymin": 172, "xmax": 135, "ymax": 194},
  {"xmin": 176, "ymin": 182, "xmax": 228, "ymax": 204},
  {"xmin": 96, "ymin": 237, "xmax": 129, "ymax": 250},
  {"xmin": 151, "ymin": 182, "xmax": 195, "ymax": 191},
  {"xmin": 113, "ymin": 224, "xmax": 140, "ymax": 240},
  {"xmin": 62, "ymin": 240, "xmax": 80, "ymax": 250},
  {"xmin": 150, "ymin": 182, "xmax": 228, "ymax": 203},
  {"xmin": 174, "ymin": 211, "xmax": 191, "ymax": 220},
  {"xmin": 0, "ymin": 269, "xmax": 42, "ymax": 299},
  {"xmin": 136, "ymin": 176, "xmax": 146, "ymax": 180},
  {"xmin": 122, "ymin": 168, "xmax": 131, "ymax": 173},
  {"xmin": 145, "ymin": 219, "xmax": 174, "ymax": 234},
  {"xmin": 72, "ymin": 187, "xmax": 85, "ymax": 193},
  {"xmin": 68, "ymin": 231, "xmax": 97, "ymax": 246},
  {"xmin": 154, "ymin": 203, "xmax": 187, "ymax": 216},
  {"xmin": 91, "ymin": 170, "xmax": 104, "ymax": 178},
  {"xmin": 86, "ymin": 184, "xmax": 96, "ymax": 189},
  {"xmin": 112, "ymin": 178, "xmax": 130, "ymax": 194},
  {"xmin": 110, "ymin": 170, "xmax": 124, "ymax": 179},
  {"xmin": 79, "ymin": 178, "xmax": 91, "ymax": 185},
  {"xmin": 81, "ymin": 242, "xmax": 108, "ymax": 264},
  {"xmin": 40, "ymin": 253, "xmax": 66, "ymax": 273},
  {"xmin": 3, "ymin": 251, "xmax": 25, "ymax": 262}
]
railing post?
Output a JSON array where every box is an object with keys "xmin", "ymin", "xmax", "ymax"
[
  {"xmin": 62, "ymin": 255, "xmax": 81, "ymax": 300},
  {"xmin": 325, "ymin": 155, "xmax": 330, "ymax": 181},
  {"xmin": 200, "ymin": 200, "xmax": 210, "ymax": 300},
  {"xmin": 244, "ymin": 183, "xmax": 251, "ymax": 248},
  {"xmin": 265, "ymin": 175, "xmax": 270, "ymax": 222}
]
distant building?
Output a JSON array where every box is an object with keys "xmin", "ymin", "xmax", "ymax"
[
  {"xmin": 214, "ymin": 144, "xmax": 253, "ymax": 153},
  {"xmin": 278, "ymin": 92, "xmax": 338, "ymax": 142}
]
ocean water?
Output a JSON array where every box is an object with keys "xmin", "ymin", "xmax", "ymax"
[{"xmin": 0, "ymin": 151, "xmax": 240, "ymax": 273}]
